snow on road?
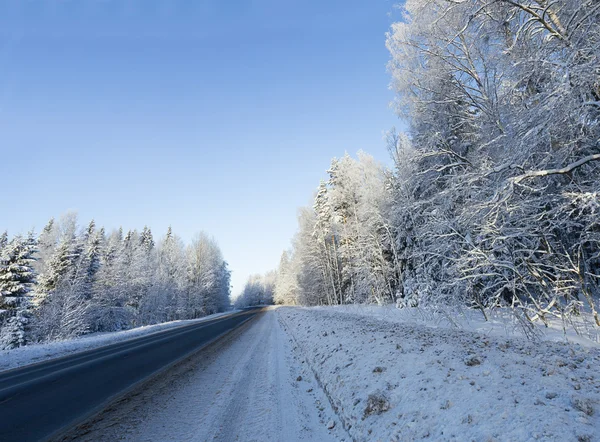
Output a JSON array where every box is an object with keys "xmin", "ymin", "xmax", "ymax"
[
  {"xmin": 278, "ymin": 307, "xmax": 600, "ymax": 442},
  {"xmin": 62, "ymin": 309, "xmax": 346, "ymax": 442}
]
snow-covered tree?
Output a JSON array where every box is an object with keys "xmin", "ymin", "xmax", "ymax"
[
  {"xmin": 234, "ymin": 272, "xmax": 276, "ymax": 308},
  {"xmin": 274, "ymin": 251, "xmax": 298, "ymax": 305},
  {"xmin": 0, "ymin": 233, "xmax": 37, "ymax": 349},
  {"xmin": 384, "ymin": 0, "xmax": 600, "ymax": 324},
  {"xmin": 0, "ymin": 231, "xmax": 8, "ymax": 252},
  {"xmin": 2, "ymin": 216, "xmax": 231, "ymax": 346},
  {"xmin": 185, "ymin": 233, "xmax": 228, "ymax": 317},
  {"xmin": 278, "ymin": 152, "xmax": 397, "ymax": 307}
]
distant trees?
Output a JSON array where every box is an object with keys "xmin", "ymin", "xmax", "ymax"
[
  {"xmin": 273, "ymin": 152, "xmax": 396, "ymax": 307},
  {"xmin": 185, "ymin": 233, "xmax": 231, "ymax": 317},
  {"xmin": 234, "ymin": 272, "xmax": 276, "ymax": 308},
  {"xmin": 273, "ymin": 251, "xmax": 298, "ymax": 305},
  {"xmin": 0, "ymin": 216, "xmax": 231, "ymax": 350},
  {"xmin": 274, "ymin": 0, "xmax": 600, "ymax": 331}
]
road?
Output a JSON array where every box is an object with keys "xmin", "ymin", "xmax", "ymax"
[
  {"xmin": 56, "ymin": 309, "xmax": 343, "ymax": 442},
  {"xmin": 0, "ymin": 309, "xmax": 261, "ymax": 442}
]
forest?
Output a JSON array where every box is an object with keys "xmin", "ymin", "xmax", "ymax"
[
  {"xmin": 237, "ymin": 0, "xmax": 600, "ymax": 332},
  {"xmin": 4, "ymin": 0, "xmax": 600, "ymax": 346},
  {"xmin": 0, "ymin": 214, "xmax": 231, "ymax": 349}
]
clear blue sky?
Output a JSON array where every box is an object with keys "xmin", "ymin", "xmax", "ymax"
[{"xmin": 0, "ymin": 0, "xmax": 401, "ymax": 295}]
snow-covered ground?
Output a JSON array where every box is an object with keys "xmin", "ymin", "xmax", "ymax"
[
  {"xmin": 278, "ymin": 306, "xmax": 600, "ymax": 442},
  {"xmin": 309, "ymin": 304, "xmax": 600, "ymax": 347},
  {"xmin": 62, "ymin": 309, "xmax": 347, "ymax": 442},
  {"xmin": 0, "ymin": 311, "xmax": 238, "ymax": 373},
  {"xmin": 25, "ymin": 305, "xmax": 599, "ymax": 441}
]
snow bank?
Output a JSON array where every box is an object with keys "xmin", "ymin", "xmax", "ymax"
[
  {"xmin": 0, "ymin": 311, "xmax": 238, "ymax": 373},
  {"xmin": 278, "ymin": 307, "xmax": 600, "ymax": 441},
  {"xmin": 310, "ymin": 304, "xmax": 600, "ymax": 347}
]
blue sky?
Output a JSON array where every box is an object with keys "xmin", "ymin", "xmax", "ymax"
[{"xmin": 0, "ymin": 0, "xmax": 401, "ymax": 295}]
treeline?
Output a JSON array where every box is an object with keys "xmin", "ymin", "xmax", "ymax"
[
  {"xmin": 0, "ymin": 214, "xmax": 231, "ymax": 349},
  {"xmin": 234, "ymin": 272, "xmax": 276, "ymax": 308},
  {"xmin": 272, "ymin": 0, "xmax": 600, "ymax": 328}
]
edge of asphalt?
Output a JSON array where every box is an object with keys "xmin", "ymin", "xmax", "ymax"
[{"xmin": 0, "ymin": 310, "xmax": 246, "ymax": 379}]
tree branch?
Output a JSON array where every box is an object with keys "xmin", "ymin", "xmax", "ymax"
[{"xmin": 512, "ymin": 153, "xmax": 600, "ymax": 184}]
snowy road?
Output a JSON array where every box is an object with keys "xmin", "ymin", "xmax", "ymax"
[
  {"xmin": 61, "ymin": 309, "xmax": 345, "ymax": 442},
  {"xmin": 0, "ymin": 310, "xmax": 260, "ymax": 442}
]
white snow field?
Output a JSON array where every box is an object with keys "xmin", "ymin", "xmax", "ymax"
[
  {"xmin": 0, "ymin": 311, "xmax": 237, "ymax": 373},
  {"xmin": 62, "ymin": 309, "xmax": 346, "ymax": 442},
  {"xmin": 278, "ymin": 307, "xmax": 600, "ymax": 442}
]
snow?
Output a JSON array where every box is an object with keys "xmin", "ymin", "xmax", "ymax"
[
  {"xmin": 310, "ymin": 304, "xmax": 600, "ymax": 347},
  {"xmin": 278, "ymin": 306, "xmax": 600, "ymax": 442},
  {"xmin": 0, "ymin": 310, "xmax": 239, "ymax": 373},
  {"xmin": 64, "ymin": 308, "xmax": 347, "ymax": 442},
  {"xmin": 10, "ymin": 305, "xmax": 599, "ymax": 441}
]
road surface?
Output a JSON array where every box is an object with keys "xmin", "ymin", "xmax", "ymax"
[
  {"xmin": 57, "ymin": 309, "xmax": 344, "ymax": 441},
  {"xmin": 0, "ymin": 309, "xmax": 261, "ymax": 442}
]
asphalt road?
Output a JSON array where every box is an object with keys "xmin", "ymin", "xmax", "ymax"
[
  {"xmin": 58, "ymin": 309, "xmax": 343, "ymax": 442},
  {"xmin": 0, "ymin": 308, "xmax": 262, "ymax": 442}
]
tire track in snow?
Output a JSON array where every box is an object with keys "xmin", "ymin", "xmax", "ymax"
[{"xmin": 61, "ymin": 309, "xmax": 343, "ymax": 442}]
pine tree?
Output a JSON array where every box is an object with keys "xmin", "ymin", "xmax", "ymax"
[
  {"xmin": 32, "ymin": 218, "xmax": 58, "ymax": 302},
  {"xmin": 94, "ymin": 228, "xmax": 130, "ymax": 332},
  {"xmin": 157, "ymin": 226, "xmax": 184, "ymax": 321},
  {"xmin": 64, "ymin": 222, "xmax": 104, "ymax": 333},
  {"xmin": 76, "ymin": 221, "xmax": 103, "ymax": 297},
  {"xmin": 38, "ymin": 218, "xmax": 56, "ymax": 252},
  {"xmin": 0, "ymin": 235, "xmax": 37, "ymax": 349},
  {"xmin": 0, "ymin": 235, "xmax": 37, "ymax": 308},
  {"xmin": 37, "ymin": 237, "xmax": 73, "ymax": 296},
  {"xmin": 0, "ymin": 231, "xmax": 8, "ymax": 252},
  {"xmin": 140, "ymin": 226, "xmax": 155, "ymax": 252}
]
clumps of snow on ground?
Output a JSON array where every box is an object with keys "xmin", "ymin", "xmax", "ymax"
[
  {"xmin": 278, "ymin": 307, "xmax": 600, "ymax": 442},
  {"xmin": 0, "ymin": 311, "xmax": 238, "ymax": 373}
]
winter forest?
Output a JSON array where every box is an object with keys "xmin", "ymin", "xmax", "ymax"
[
  {"xmin": 0, "ymin": 214, "xmax": 231, "ymax": 349},
  {"xmin": 3, "ymin": 0, "xmax": 600, "ymax": 348},
  {"xmin": 237, "ymin": 0, "xmax": 600, "ymax": 333}
]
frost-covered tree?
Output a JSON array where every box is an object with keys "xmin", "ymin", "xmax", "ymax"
[
  {"xmin": 234, "ymin": 272, "xmax": 276, "ymax": 308},
  {"xmin": 0, "ymin": 231, "xmax": 8, "ymax": 252},
  {"xmin": 385, "ymin": 0, "xmax": 600, "ymax": 324},
  {"xmin": 0, "ymin": 234, "xmax": 37, "ymax": 310},
  {"xmin": 2, "ymin": 216, "xmax": 231, "ymax": 346},
  {"xmin": 153, "ymin": 226, "xmax": 185, "ymax": 322},
  {"xmin": 278, "ymin": 152, "xmax": 397, "ymax": 307},
  {"xmin": 185, "ymin": 233, "xmax": 228, "ymax": 317},
  {"xmin": 274, "ymin": 251, "xmax": 298, "ymax": 305},
  {"xmin": 93, "ymin": 227, "xmax": 132, "ymax": 332},
  {"xmin": 32, "ymin": 218, "xmax": 58, "ymax": 303},
  {"xmin": 0, "ymin": 234, "xmax": 37, "ymax": 349}
]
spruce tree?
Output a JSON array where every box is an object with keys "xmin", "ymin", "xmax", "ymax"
[
  {"xmin": 0, "ymin": 231, "xmax": 8, "ymax": 253},
  {"xmin": 37, "ymin": 237, "xmax": 73, "ymax": 296},
  {"xmin": 0, "ymin": 235, "xmax": 37, "ymax": 348},
  {"xmin": 140, "ymin": 226, "xmax": 155, "ymax": 252}
]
